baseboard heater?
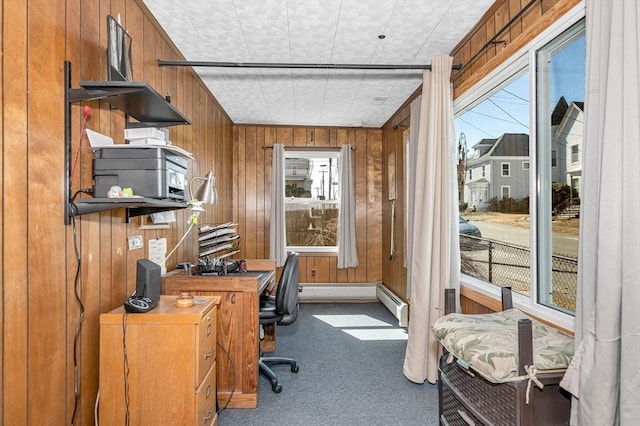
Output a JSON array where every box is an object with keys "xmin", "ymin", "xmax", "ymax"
[
  {"xmin": 376, "ymin": 283, "xmax": 408, "ymax": 327},
  {"xmin": 299, "ymin": 284, "xmax": 377, "ymax": 301}
]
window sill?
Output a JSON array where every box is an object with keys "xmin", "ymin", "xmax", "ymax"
[
  {"xmin": 287, "ymin": 247, "xmax": 338, "ymax": 257},
  {"xmin": 460, "ymin": 277, "xmax": 575, "ymax": 335}
]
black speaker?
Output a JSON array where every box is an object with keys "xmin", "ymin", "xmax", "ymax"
[{"xmin": 136, "ymin": 259, "xmax": 161, "ymax": 303}]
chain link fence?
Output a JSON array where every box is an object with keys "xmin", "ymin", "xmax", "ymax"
[{"xmin": 460, "ymin": 235, "xmax": 577, "ymax": 312}]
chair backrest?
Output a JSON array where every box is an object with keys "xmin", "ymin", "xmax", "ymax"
[{"xmin": 275, "ymin": 252, "xmax": 300, "ymax": 316}]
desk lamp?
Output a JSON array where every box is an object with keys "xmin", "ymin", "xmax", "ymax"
[{"xmin": 162, "ymin": 171, "xmax": 217, "ymax": 265}]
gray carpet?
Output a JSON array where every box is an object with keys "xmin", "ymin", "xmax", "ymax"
[{"xmin": 218, "ymin": 302, "xmax": 439, "ymax": 425}]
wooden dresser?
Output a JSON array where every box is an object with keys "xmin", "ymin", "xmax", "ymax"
[{"xmin": 99, "ymin": 295, "xmax": 219, "ymax": 426}]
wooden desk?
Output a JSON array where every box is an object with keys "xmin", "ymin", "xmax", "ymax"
[{"xmin": 163, "ymin": 259, "xmax": 276, "ymax": 409}]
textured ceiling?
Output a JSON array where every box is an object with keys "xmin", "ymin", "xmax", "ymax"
[{"xmin": 142, "ymin": 0, "xmax": 494, "ymax": 128}]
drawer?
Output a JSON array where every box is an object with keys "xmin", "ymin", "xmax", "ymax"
[
  {"xmin": 439, "ymin": 354, "xmax": 572, "ymax": 426},
  {"xmin": 440, "ymin": 373, "xmax": 484, "ymax": 426},
  {"xmin": 197, "ymin": 308, "xmax": 216, "ymax": 385},
  {"xmin": 196, "ymin": 363, "xmax": 217, "ymax": 426},
  {"xmin": 439, "ymin": 356, "xmax": 517, "ymax": 425}
]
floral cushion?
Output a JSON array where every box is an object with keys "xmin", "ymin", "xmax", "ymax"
[{"xmin": 432, "ymin": 309, "xmax": 574, "ymax": 383}]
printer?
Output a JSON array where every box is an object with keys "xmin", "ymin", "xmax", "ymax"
[{"xmin": 92, "ymin": 146, "xmax": 188, "ymax": 201}]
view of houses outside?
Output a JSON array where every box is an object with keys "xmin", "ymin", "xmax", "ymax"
[
  {"xmin": 284, "ymin": 153, "xmax": 340, "ymax": 248},
  {"xmin": 455, "ymin": 25, "xmax": 585, "ymax": 314}
]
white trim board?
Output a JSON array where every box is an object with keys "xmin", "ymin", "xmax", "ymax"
[{"xmin": 299, "ymin": 284, "xmax": 377, "ymax": 301}]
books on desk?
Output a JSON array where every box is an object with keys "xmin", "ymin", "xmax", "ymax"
[{"xmin": 198, "ymin": 222, "xmax": 240, "ymax": 259}]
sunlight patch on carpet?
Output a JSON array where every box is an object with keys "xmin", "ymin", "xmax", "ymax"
[
  {"xmin": 313, "ymin": 314, "xmax": 392, "ymax": 328},
  {"xmin": 342, "ymin": 328, "xmax": 408, "ymax": 341}
]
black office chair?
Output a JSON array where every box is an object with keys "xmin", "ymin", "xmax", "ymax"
[{"xmin": 259, "ymin": 251, "xmax": 300, "ymax": 393}]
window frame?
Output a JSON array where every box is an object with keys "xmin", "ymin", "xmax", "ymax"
[
  {"xmin": 284, "ymin": 149, "xmax": 341, "ymax": 253},
  {"xmin": 452, "ymin": 2, "xmax": 584, "ymax": 332},
  {"xmin": 571, "ymin": 144, "xmax": 579, "ymax": 163},
  {"xmin": 501, "ymin": 162, "xmax": 511, "ymax": 177}
]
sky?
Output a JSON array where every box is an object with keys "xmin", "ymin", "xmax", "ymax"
[{"xmin": 454, "ymin": 33, "xmax": 586, "ymax": 154}]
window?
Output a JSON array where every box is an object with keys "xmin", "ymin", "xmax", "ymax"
[
  {"xmin": 501, "ymin": 186, "xmax": 511, "ymax": 199},
  {"xmin": 454, "ymin": 7, "xmax": 584, "ymax": 327},
  {"xmin": 284, "ymin": 150, "xmax": 340, "ymax": 251},
  {"xmin": 482, "ymin": 165, "xmax": 486, "ymax": 177},
  {"xmin": 571, "ymin": 145, "xmax": 579, "ymax": 163},
  {"xmin": 468, "ymin": 169, "xmax": 472, "ymax": 180}
]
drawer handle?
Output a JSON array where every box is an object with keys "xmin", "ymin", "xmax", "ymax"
[
  {"xmin": 204, "ymin": 347, "xmax": 214, "ymax": 360},
  {"xmin": 204, "ymin": 408, "xmax": 214, "ymax": 422},
  {"xmin": 206, "ymin": 383, "xmax": 211, "ymax": 399},
  {"xmin": 207, "ymin": 323, "xmax": 212, "ymax": 336},
  {"xmin": 458, "ymin": 409, "xmax": 476, "ymax": 426}
]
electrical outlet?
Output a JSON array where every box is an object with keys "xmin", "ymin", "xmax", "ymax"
[
  {"xmin": 128, "ymin": 235, "xmax": 143, "ymax": 250},
  {"xmin": 311, "ymin": 269, "xmax": 317, "ymax": 277}
]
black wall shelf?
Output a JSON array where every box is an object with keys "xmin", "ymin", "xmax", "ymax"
[{"xmin": 64, "ymin": 60, "xmax": 191, "ymax": 224}]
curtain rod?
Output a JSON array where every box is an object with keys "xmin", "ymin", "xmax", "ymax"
[
  {"xmin": 453, "ymin": 0, "xmax": 538, "ymax": 80},
  {"xmin": 262, "ymin": 145, "xmax": 355, "ymax": 151},
  {"xmin": 158, "ymin": 60, "xmax": 462, "ymax": 71}
]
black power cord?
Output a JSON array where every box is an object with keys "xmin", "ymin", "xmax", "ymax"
[
  {"xmin": 216, "ymin": 341, "xmax": 237, "ymax": 414},
  {"xmin": 70, "ymin": 213, "xmax": 85, "ymax": 426},
  {"xmin": 122, "ymin": 313, "xmax": 131, "ymax": 426}
]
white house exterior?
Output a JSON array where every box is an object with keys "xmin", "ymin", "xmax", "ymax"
[
  {"xmin": 553, "ymin": 99, "xmax": 584, "ymax": 197},
  {"xmin": 464, "ymin": 133, "xmax": 531, "ymax": 210}
]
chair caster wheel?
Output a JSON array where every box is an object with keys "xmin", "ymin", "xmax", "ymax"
[
  {"xmin": 272, "ymin": 382, "xmax": 283, "ymax": 393},
  {"xmin": 291, "ymin": 364, "xmax": 299, "ymax": 373}
]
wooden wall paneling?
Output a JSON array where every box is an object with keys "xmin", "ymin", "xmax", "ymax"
[
  {"xmin": 276, "ymin": 126, "xmax": 293, "ymax": 146},
  {"xmin": 208, "ymin": 86, "xmax": 217, "ymax": 226},
  {"xmin": 142, "ymin": 15, "xmax": 157, "ymax": 83},
  {"xmin": 211, "ymin": 98, "xmax": 219, "ymax": 224},
  {"xmin": 314, "ymin": 257, "xmax": 331, "ymax": 283},
  {"xmin": 76, "ymin": 29, "xmax": 102, "ymax": 426},
  {"xmin": 232, "ymin": 126, "xmax": 240, "ymax": 227},
  {"xmin": 353, "ymin": 129, "xmax": 368, "ymax": 283},
  {"xmin": 365, "ymin": 130, "xmax": 383, "ymax": 283},
  {"xmin": 175, "ymin": 66, "xmax": 190, "ymax": 266},
  {"xmin": 452, "ymin": 0, "xmax": 580, "ymax": 98},
  {"xmin": 0, "ymin": 0, "xmax": 236, "ymax": 422},
  {"xmin": 263, "ymin": 127, "xmax": 275, "ymax": 257},
  {"xmin": 255, "ymin": 127, "xmax": 267, "ymax": 259},
  {"xmin": 236, "ymin": 126, "xmax": 247, "ymax": 255},
  {"xmin": 127, "ymin": 2, "xmax": 144, "ymax": 82},
  {"xmin": 293, "ymin": 127, "xmax": 307, "ymax": 146},
  {"xmin": 381, "ymin": 125, "xmax": 405, "ymax": 300},
  {"xmin": 299, "ymin": 256, "xmax": 310, "ymax": 283},
  {"xmin": 3, "ymin": 0, "xmax": 28, "ymax": 423},
  {"xmin": 245, "ymin": 126, "xmax": 258, "ymax": 258},
  {"xmin": 62, "ymin": 0, "xmax": 82, "ymax": 424},
  {"xmin": 522, "ymin": 0, "xmax": 543, "ymax": 29},
  {"xmin": 313, "ymin": 127, "xmax": 329, "ymax": 146},
  {"xmin": 542, "ymin": 0, "xmax": 558, "ymax": 14},
  {"xmin": 75, "ymin": 3, "xmax": 103, "ymax": 423},
  {"xmin": 159, "ymin": 39, "xmax": 181, "ymax": 268},
  {"xmin": 223, "ymin": 110, "xmax": 235, "ymax": 222},
  {"xmin": 27, "ymin": 0, "xmax": 68, "ymax": 422}
]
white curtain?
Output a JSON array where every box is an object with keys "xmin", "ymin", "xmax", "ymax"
[
  {"xmin": 405, "ymin": 96, "xmax": 422, "ymax": 299},
  {"xmin": 338, "ymin": 144, "xmax": 359, "ymax": 268},
  {"xmin": 403, "ymin": 54, "xmax": 460, "ymax": 384},
  {"xmin": 559, "ymin": 1, "xmax": 640, "ymax": 424},
  {"xmin": 269, "ymin": 143, "xmax": 287, "ymax": 267}
]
